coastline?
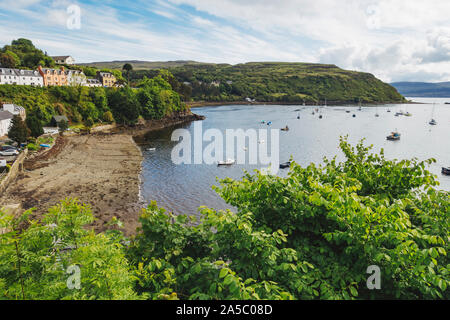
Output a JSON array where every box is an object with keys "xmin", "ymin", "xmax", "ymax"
[
  {"xmin": 0, "ymin": 112, "xmax": 203, "ymax": 236},
  {"xmin": 188, "ymin": 100, "xmax": 420, "ymax": 108}
]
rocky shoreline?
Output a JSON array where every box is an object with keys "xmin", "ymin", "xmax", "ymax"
[{"xmin": 0, "ymin": 112, "xmax": 203, "ymax": 235}]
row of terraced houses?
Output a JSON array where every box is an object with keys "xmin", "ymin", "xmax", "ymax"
[{"xmin": 0, "ymin": 56, "xmax": 117, "ymax": 88}]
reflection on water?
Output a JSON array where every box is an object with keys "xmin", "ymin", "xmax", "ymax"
[{"xmin": 140, "ymin": 97, "xmax": 450, "ymax": 216}]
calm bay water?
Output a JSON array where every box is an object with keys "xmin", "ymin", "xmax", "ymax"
[{"xmin": 140, "ymin": 97, "xmax": 450, "ymax": 216}]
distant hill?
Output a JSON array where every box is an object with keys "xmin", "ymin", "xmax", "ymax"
[
  {"xmin": 390, "ymin": 82, "xmax": 450, "ymax": 97},
  {"xmin": 128, "ymin": 62, "xmax": 406, "ymax": 104},
  {"xmin": 80, "ymin": 60, "xmax": 405, "ymax": 103},
  {"xmin": 78, "ymin": 60, "xmax": 206, "ymax": 70}
]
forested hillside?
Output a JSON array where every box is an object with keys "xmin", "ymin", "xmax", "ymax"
[
  {"xmin": 0, "ymin": 71, "xmax": 188, "ymax": 129},
  {"xmin": 128, "ymin": 62, "xmax": 406, "ymax": 104}
]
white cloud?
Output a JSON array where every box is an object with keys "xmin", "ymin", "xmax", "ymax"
[{"xmin": 0, "ymin": 0, "xmax": 449, "ymax": 82}]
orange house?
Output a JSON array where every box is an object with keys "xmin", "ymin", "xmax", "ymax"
[{"xmin": 38, "ymin": 66, "xmax": 68, "ymax": 86}]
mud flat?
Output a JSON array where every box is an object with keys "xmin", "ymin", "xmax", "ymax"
[{"xmin": 0, "ymin": 134, "xmax": 143, "ymax": 235}]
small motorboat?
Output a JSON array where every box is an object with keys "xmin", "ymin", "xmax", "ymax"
[
  {"xmin": 346, "ymin": 110, "xmax": 351, "ymax": 113},
  {"xmin": 395, "ymin": 111, "xmax": 404, "ymax": 116},
  {"xmin": 280, "ymin": 126, "xmax": 289, "ymax": 131},
  {"xmin": 147, "ymin": 147, "xmax": 156, "ymax": 151},
  {"xmin": 429, "ymin": 119, "xmax": 437, "ymax": 125},
  {"xmin": 280, "ymin": 161, "xmax": 291, "ymax": 169},
  {"xmin": 442, "ymin": 167, "xmax": 450, "ymax": 175},
  {"xmin": 387, "ymin": 109, "xmax": 391, "ymax": 113},
  {"xmin": 258, "ymin": 140, "xmax": 265, "ymax": 144},
  {"xmin": 387, "ymin": 131, "xmax": 401, "ymax": 141},
  {"xmin": 218, "ymin": 159, "xmax": 235, "ymax": 166}
]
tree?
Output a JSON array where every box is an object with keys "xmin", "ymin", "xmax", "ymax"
[
  {"xmin": 8, "ymin": 115, "xmax": 30, "ymax": 145},
  {"xmin": 0, "ymin": 53, "xmax": 18, "ymax": 68},
  {"xmin": 122, "ymin": 63, "xmax": 133, "ymax": 85},
  {"xmin": 26, "ymin": 115, "xmax": 44, "ymax": 138},
  {"xmin": 102, "ymin": 111, "xmax": 114, "ymax": 123},
  {"xmin": 58, "ymin": 119, "xmax": 69, "ymax": 135},
  {"xmin": 84, "ymin": 117, "xmax": 94, "ymax": 133},
  {"xmin": 108, "ymin": 87, "xmax": 140, "ymax": 125},
  {"xmin": 0, "ymin": 199, "xmax": 145, "ymax": 300}
]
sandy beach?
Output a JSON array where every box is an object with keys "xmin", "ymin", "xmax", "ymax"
[{"xmin": 0, "ymin": 134, "xmax": 144, "ymax": 235}]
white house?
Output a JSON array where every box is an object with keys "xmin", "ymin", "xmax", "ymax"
[
  {"xmin": 0, "ymin": 110, "xmax": 13, "ymax": 137},
  {"xmin": 0, "ymin": 68, "xmax": 20, "ymax": 85},
  {"xmin": 51, "ymin": 56, "xmax": 75, "ymax": 65},
  {"xmin": 16, "ymin": 69, "xmax": 44, "ymax": 87},
  {"xmin": 0, "ymin": 68, "xmax": 43, "ymax": 87},
  {"xmin": 2, "ymin": 104, "xmax": 26, "ymax": 121}
]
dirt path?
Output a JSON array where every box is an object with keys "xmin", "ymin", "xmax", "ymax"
[{"xmin": 0, "ymin": 134, "xmax": 144, "ymax": 235}]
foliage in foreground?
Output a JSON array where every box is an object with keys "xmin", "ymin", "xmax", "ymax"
[
  {"xmin": 129, "ymin": 138, "xmax": 449, "ymax": 300},
  {"xmin": 0, "ymin": 200, "xmax": 142, "ymax": 300},
  {"xmin": 0, "ymin": 138, "xmax": 448, "ymax": 300}
]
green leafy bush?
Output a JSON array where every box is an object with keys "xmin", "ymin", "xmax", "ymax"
[{"xmin": 129, "ymin": 137, "xmax": 448, "ymax": 300}]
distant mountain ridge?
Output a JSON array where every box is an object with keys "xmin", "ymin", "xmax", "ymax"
[{"xmin": 390, "ymin": 81, "xmax": 450, "ymax": 97}]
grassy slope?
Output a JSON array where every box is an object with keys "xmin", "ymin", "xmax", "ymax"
[
  {"xmin": 79, "ymin": 60, "xmax": 207, "ymax": 71},
  {"xmin": 172, "ymin": 62, "xmax": 406, "ymax": 103}
]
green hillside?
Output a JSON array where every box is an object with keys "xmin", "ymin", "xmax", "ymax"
[
  {"xmin": 79, "ymin": 60, "xmax": 206, "ymax": 71},
  {"xmin": 128, "ymin": 62, "xmax": 406, "ymax": 104}
]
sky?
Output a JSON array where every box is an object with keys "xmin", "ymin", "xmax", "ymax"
[{"xmin": 0, "ymin": 0, "xmax": 449, "ymax": 83}]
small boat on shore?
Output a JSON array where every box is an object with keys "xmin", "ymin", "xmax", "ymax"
[
  {"xmin": 281, "ymin": 125, "xmax": 289, "ymax": 131},
  {"xmin": 429, "ymin": 119, "xmax": 437, "ymax": 125},
  {"xmin": 218, "ymin": 159, "xmax": 235, "ymax": 166},
  {"xmin": 280, "ymin": 161, "xmax": 291, "ymax": 169},
  {"xmin": 395, "ymin": 111, "xmax": 404, "ymax": 116},
  {"xmin": 442, "ymin": 167, "xmax": 450, "ymax": 175},
  {"xmin": 387, "ymin": 131, "xmax": 401, "ymax": 141}
]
